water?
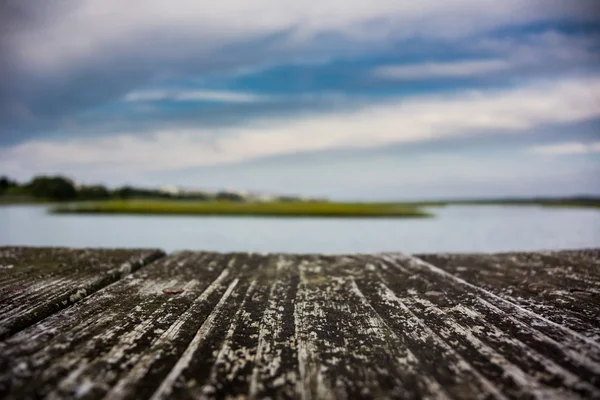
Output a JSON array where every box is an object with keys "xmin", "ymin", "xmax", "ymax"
[{"xmin": 1, "ymin": 205, "xmax": 599, "ymax": 254}]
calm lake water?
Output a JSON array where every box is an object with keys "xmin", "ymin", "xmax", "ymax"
[{"xmin": 1, "ymin": 205, "xmax": 599, "ymax": 254}]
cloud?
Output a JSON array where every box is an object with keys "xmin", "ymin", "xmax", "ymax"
[
  {"xmin": 531, "ymin": 141, "xmax": 600, "ymax": 155},
  {"xmin": 14, "ymin": 4, "xmax": 600, "ymax": 82},
  {"xmin": 123, "ymin": 89, "xmax": 271, "ymax": 103},
  {"xmin": 9, "ymin": 1, "xmax": 597, "ymax": 76},
  {"xmin": 373, "ymin": 30, "xmax": 600, "ymax": 81},
  {"xmin": 2, "ymin": 75, "xmax": 599, "ymax": 180},
  {"xmin": 373, "ymin": 59, "xmax": 511, "ymax": 80},
  {"xmin": 1, "ymin": 0, "xmax": 598, "ymax": 145}
]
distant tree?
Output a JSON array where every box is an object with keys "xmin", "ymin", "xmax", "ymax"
[
  {"xmin": 77, "ymin": 185, "xmax": 110, "ymax": 200},
  {"xmin": 0, "ymin": 176, "xmax": 10, "ymax": 194},
  {"xmin": 115, "ymin": 186, "xmax": 174, "ymax": 200},
  {"xmin": 183, "ymin": 192, "xmax": 209, "ymax": 201},
  {"xmin": 0, "ymin": 176, "xmax": 8, "ymax": 193},
  {"xmin": 0, "ymin": 176, "xmax": 18, "ymax": 194},
  {"xmin": 115, "ymin": 186, "xmax": 135, "ymax": 199},
  {"xmin": 278, "ymin": 196, "xmax": 300, "ymax": 202},
  {"xmin": 216, "ymin": 191, "xmax": 245, "ymax": 202},
  {"xmin": 27, "ymin": 176, "xmax": 77, "ymax": 201}
]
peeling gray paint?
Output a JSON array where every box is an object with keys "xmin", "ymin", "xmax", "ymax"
[{"xmin": 0, "ymin": 248, "xmax": 599, "ymax": 399}]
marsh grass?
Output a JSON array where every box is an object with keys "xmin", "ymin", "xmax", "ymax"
[{"xmin": 51, "ymin": 199, "xmax": 432, "ymax": 218}]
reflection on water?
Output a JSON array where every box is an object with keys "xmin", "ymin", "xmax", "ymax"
[{"xmin": 1, "ymin": 205, "xmax": 599, "ymax": 254}]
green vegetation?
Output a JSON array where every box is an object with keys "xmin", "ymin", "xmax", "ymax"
[
  {"xmin": 541, "ymin": 202, "xmax": 600, "ymax": 210},
  {"xmin": 0, "ymin": 196, "xmax": 49, "ymax": 205},
  {"xmin": 401, "ymin": 198, "xmax": 600, "ymax": 210},
  {"xmin": 0, "ymin": 176, "xmax": 19, "ymax": 193},
  {"xmin": 28, "ymin": 176, "xmax": 77, "ymax": 201},
  {"xmin": 0, "ymin": 175, "xmax": 219, "ymax": 204},
  {"xmin": 51, "ymin": 200, "xmax": 432, "ymax": 218},
  {"xmin": 2, "ymin": 174, "xmax": 599, "ymax": 217},
  {"xmin": 1, "ymin": 175, "xmax": 80, "ymax": 203}
]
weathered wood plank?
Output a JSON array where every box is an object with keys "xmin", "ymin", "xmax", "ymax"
[
  {"xmin": 291, "ymin": 255, "xmax": 425, "ymax": 399},
  {"xmin": 0, "ymin": 252, "xmax": 225, "ymax": 399},
  {"xmin": 0, "ymin": 246, "xmax": 164, "ymax": 340},
  {"xmin": 364, "ymin": 253, "xmax": 600, "ymax": 399},
  {"xmin": 417, "ymin": 250, "xmax": 600, "ymax": 342},
  {"xmin": 0, "ymin": 249, "xmax": 599, "ymax": 399}
]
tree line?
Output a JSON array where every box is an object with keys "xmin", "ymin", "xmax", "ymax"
[{"xmin": 0, "ymin": 175, "xmax": 246, "ymax": 202}]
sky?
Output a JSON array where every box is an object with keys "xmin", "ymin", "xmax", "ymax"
[{"xmin": 0, "ymin": 0, "xmax": 599, "ymax": 200}]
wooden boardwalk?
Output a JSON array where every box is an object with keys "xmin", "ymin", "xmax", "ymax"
[{"xmin": 0, "ymin": 247, "xmax": 599, "ymax": 399}]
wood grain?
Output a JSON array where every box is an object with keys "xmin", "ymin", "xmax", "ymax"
[
  {"xmin": 0, "ymin": 246, "xmax": 164, "ymax": 340},
  {"xmin": 418, "ymin": 250, "xmax": 600, "ymax": 342},
  {"xmin": 0, "ymin": 248, "xmax": 599, "ymax": 399}
]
